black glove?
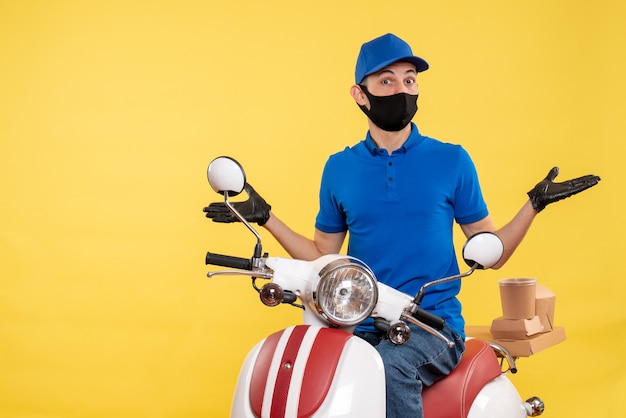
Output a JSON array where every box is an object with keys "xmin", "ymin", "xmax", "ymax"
[
  {"xmin": 203, "ymin": 183, "xmax": 271, "ymax": 225},
  {"xmin": 527, "ymin": 167, "xmax": 601, "ymax": 212}
]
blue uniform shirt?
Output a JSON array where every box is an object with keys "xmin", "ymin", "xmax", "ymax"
[{"xmin": 315, "ymin": 123, "xmax": 488, "ymax": 336}]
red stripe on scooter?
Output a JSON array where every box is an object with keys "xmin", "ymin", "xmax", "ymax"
[
  {"xmin": 298, "ymin": 328, "xmax": 352, "ymax": 416},
  {"xmin": 270, "ymin": 325, "xmax": 310, "ymax": 417},
  {"xmin": 249, "ymin": 328, "xmax": 284, "ymax": 417}
]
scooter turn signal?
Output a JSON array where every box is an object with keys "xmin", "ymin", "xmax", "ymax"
[
  {"xmin": 388, "ymin": 321, "xmax": 411, "ymax": 345},
  {"xmin": 259, "ymin": 283, "xmax": 284, "ymax": 307}
]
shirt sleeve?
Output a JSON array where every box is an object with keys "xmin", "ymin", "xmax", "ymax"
[
  {"xmin": 453, "ymin": 147, "xmax": 489, "ymax": 225},
  {"xmin": 315, "ymin": 156, "xmax": 348, "ymax": 233}
]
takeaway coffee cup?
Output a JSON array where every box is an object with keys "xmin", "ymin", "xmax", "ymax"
[{"xmin": 498, "ymin": 278, "xmax": 537, "ymax": 319}]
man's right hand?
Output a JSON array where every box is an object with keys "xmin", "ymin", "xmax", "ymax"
[{"xmin": 203, "ymin": 183, "xmax": 271, "ymax": 226}]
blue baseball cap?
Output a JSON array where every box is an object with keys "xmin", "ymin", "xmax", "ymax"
[{"xmin": 355, "ymin": 33, "xmax": 429, "ymax": 84}]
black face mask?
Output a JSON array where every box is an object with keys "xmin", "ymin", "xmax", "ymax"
[{"xmin": 358, "ymin": 85, "xmax": 418, "ymax": 132}]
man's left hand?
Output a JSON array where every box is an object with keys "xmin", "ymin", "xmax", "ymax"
[{"xmin": 527, "ymin": 167, "xmax": 601, "ymax": 212}]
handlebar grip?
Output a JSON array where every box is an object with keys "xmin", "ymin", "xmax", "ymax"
[
  {"xmin": 205, "ymin": 252, "xmax": 252, "ymax": 270},
  {"xmin": 373, "ymin": 318, "xmax": 391, "ymax": 333},
  {"xmin": 412, "ymin": 308, "xmax": 445, "ymax": 330}
]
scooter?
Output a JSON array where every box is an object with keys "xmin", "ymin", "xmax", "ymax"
[{"xmin": 204, "ymin": 156, "xmax": 545, "ymax": 418}]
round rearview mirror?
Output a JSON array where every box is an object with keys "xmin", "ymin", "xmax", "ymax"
[
  {"xmin": 462, "ymin": 232, "xmax": 504, "ymax": 270},
  {"xmin": 207, "ymin": 156, "xmax": 246, "ymax": 196}
]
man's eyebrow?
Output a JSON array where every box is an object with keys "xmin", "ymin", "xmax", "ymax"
[{"xmin": 377, "ymin": 68, "xmax": 417, "ymax": 76}]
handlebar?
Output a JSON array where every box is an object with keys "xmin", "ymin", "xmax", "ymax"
[
  {"xmin": 412, "ymin": 308, "xmax": 445, "ymax": 330},
  {"xmin": 206, "ymin": 252, "xmax": 252, "ymax": 270}
]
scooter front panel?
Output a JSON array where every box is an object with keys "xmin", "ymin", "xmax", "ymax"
[
  {"xmin": 248, "ymin": 325, "xmax": 353, "ymax": 417},
  {"xmin": 231, "ymin": 325, "xmax": 385, "ymax": 418}
]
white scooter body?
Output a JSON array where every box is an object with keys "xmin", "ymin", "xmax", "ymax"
[{"xmin": 230, "ymin": 325, "xmax": 529, "ymax": 418}]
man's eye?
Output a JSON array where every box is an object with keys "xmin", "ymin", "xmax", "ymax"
[
  {"xmin": 406, "ymin": 79, "xmax": 415, "ymax": 84},
  {"xmin": 382, "ymin": 79, "xmax": 391, "ymax": 85}
]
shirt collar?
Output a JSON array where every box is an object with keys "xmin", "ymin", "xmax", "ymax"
[{"xmin": 364, "ymin": 123, "xmax": 422, "ymax": 156}]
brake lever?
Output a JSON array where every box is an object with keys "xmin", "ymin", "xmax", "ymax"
[
  {"xmin": 402, "ymin": 314, "xmax": 455, "ymax": 348},
  {"xmin": 207, "ymin": 270, "xmax": 273, "ymax": 279}
]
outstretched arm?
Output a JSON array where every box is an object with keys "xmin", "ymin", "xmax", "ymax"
[
  {"xmin": 460, "ymin": 167, "xmax": 601, "ymax": 269},
  {"xmin": 263, "ymin": 213, "xmax": 346, "ymax": 261},
  {"xmin": 203, "ymin": 182, "xmax": 346, "ymax": 261}
]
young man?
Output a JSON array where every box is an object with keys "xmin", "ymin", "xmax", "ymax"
[{"xmin": 205, "ymin": 33, "xmax": 600, "ymax": 418}]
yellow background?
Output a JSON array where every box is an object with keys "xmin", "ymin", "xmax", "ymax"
[{"xmin": 1, "ymin": 1, "xmax": 624, "ymax": 417}]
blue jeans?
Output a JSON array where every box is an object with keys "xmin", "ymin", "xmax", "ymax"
[{"xmin": 354, "ymin": 323, "xmax": 465, "ymax": 418}]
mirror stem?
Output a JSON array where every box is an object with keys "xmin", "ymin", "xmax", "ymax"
[
  {"xmin": 413, "ymin": 263, "xmax": 478, "ymax": 306},
  {"xmin": 224, "ymin": 192, "xmax": 263, "ymax": 252}
]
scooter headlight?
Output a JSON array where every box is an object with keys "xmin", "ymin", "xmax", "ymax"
[{"xmin": 313, "ymin": 259, "xmax": 378, "ymax": 327}]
